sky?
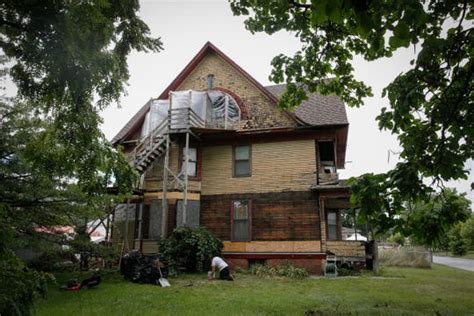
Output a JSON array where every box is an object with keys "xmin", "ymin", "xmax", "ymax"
[{"xmin": 7, "ymin": 0, "xmax": 472, "ymax": 203}]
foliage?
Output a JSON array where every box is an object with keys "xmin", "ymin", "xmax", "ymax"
[
  {"xmin": 249, "ymin": 261, "xmax": 309, "ymax": 279},
  {"xmin": 0, "ymin": 1, "xmax": 160, "ymax": 313},
  {"xmin": 460, "ymin": 214, "xmax": 474, "ymax": 250},
  {"xmin": 387, "ymin": 232, "xmax": 406, "ymax": 246},
  {"xmin": 448, "ymin": 223, "xmax": 470, "ymax": 256},
  {"xmin": 0, "ymin": 208, "xmax": 52, "ymax": 316},
  {"xmin": 159, "ymin": 227, "xmax": 223, "ymax": 273},
  {"xmin": 0, "ymin": 1, "xmax": 161, "ymax": 193},
  {"xmin": 230, "ymin": 0, "xmax": 473, "ymax": 240},
  {"xmin": 336, "ymin": 262, "xmax": 360, "ymax": 276}
]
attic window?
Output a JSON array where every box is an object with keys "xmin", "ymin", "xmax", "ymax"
[
  {"xmin": 207, "ymin": 74, "xmax": 215, "ymax": 90},
  {"xmin": 208, "ymin": 90, "xmax": 240, "ymax": 129},
  {"xmin": 318, "ymin": 141, "xmax": 336, "ymax": 173}
]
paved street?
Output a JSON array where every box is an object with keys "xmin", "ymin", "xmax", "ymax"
[{"xmin": 433, "ymin": 256, "xmax": 474, "ymax": 272}]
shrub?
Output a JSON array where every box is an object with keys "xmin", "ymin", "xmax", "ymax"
[
  {"xmin": 249, "ymin": 261, "xmax": 308, "ymax": 279},
  {"xmin": 159, "ymin": 226, "xmax": 223, "ymax": 274},
  {"xmin": 448, "ymin": 223, "xmax": 469, "ymax": 256},
  {"xmin": 337, "ymin": 262, "xmax": 360, "ymax": 276},
  {"xmin": 460, "ymin": 215, "xmax": 474, "ymax": 250}
]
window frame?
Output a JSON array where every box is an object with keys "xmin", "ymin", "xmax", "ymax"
[
  {"xmin": 230, "ymin": 200, "xmax": 252, "ymax": 241},
  {"xmin": 179, "ymin": 145, "xmax": 201, "ymax": 180},
  {"xmin": 326, "ymin": 209, "xmax": 341, "ymax": 241},
  {"xmin": 232, "ymin": 144, "xmax": 252, "ymax": 178},
  {"xmin": 134, "ymin": 203, "xmax": 150, "ymax": 240}
]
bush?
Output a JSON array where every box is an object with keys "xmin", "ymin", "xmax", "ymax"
[
  {"xmin": 387, "ymin": 232, "xmax": 405, "ymax": 246},
  {"xmin": 249, "ymin": 261, "xmax": 309, "ymax": 279},
  {"xmin": 337, "ymin": 262, "xmax": 360, "ymax": 276},
  {"xmin": 159, "ymin": 226, "xmax": 223, "ymax": 274},
  {"xmin": 448, "ymin": 223, "xmax": 469, "ymax": 256},
  {"xmin": 460, "ymin": 215, "xmax": 474, "ymax": 250}
]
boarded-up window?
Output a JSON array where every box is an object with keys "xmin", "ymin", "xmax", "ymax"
[
  {"xmin": 327, "ymin": 210, "xmax": 338, "ymax": 240},
  {"xmin": 182, "ymin": 147, "xmax": 197, "ymax": 177},
  {"xmin": 232, "ymin": 200, "xmax": 251, "ymax": 241},
  {"xmin": 233, "ymin": 145, "xmax": 251, "ymax": 177},
  {"xmin": 134, "ymin": 204, "xmax": 150, "ymax": 239}
]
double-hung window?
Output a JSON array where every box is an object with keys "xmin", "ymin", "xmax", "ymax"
[
  {"xmin": 327, "ymin": 210, "xmax": 339, "ymax": 240},
  {"xmin": 182, "ymin": 147, "xmax": 197, "ymax": 177},
  {"xmin": 231, "ymin": 200, "xmax": 251, "ymax": 241},
  {"xmin": 233, "ymin": 145, "xmax": 251, "ymax": 177}
]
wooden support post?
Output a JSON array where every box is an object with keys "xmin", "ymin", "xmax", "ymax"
[
  {"xmin": 124, "ymin": 198, "xmax": 130, "ymax": 251},
  {"xmin": 105, "ymin": 204, "xmax": 111, "ymax": 242},
  {"xmin": 183, "ymin": 131, "xmax": 189, "ymax": 226},
  {"xmin": 161, "ymin": 96, "xmax": 172, "ymax": 239},
  {"xmin": 137, "ymin": 202, "xmax": 144, "ymax": 252}
]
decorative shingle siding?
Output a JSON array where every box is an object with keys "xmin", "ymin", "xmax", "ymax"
[{"xmin": 177, "ymin": 52, "xmax": 295, "ymax": 129}]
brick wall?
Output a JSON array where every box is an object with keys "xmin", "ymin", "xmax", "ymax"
[{"xmin": 177, "ymin": 52, "xmax": 295, "ymax": 129}]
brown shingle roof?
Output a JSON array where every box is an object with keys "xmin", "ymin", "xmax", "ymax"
[
  {"xmin": 265, "ymin": 84, "xmax": 348, "ymax": 126},
  {"xmin": 111, "ymin": 99, "xmax": 151, "ymax": 145}
]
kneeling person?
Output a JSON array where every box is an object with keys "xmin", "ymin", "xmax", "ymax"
[{"xmin": 211, "ymin": 256, "xmax": 233, "ymax": 281}]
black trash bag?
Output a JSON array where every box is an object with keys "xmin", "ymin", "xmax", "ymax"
[{"xmin": 120, "ymin": 250, "xmax": 168, "ymax": 285}]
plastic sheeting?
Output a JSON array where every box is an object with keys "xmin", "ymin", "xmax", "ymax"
[
  {"xmin": 170, "ymin": 90, "xmax": 210, "ymax": 129},
  {"xmin": 141, "ymin": 90, "xmax": 240, "ymax": 136},
  {"xmin": 208, "ymin": 90, "xmax": 240, "ymax": 129},
  {"xmin": 141, "ymin": 99, "xmax": 169, "ymax": 138}
]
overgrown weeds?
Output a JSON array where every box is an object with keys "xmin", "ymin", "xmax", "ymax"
[
  {"xmin": 379, "ymin": 247, "xmax": 431, "ymax": 268},
  {"xmin": 249, "ymin": 261, "xmax": 309, "ymax": 279}
]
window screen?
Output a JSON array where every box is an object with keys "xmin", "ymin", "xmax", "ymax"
[{"xmin": 232, "ymin": 200, "xmax": 250, "ymax": 241}]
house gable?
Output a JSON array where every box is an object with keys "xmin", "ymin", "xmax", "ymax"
[{"xmin": 165, "ymin": 43, "xmax": 297, "ymax": 129}]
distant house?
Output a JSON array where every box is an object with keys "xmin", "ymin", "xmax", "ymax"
[{"xmin": 110, "ymin": 42, "xmax": 366, "ymax": 274}]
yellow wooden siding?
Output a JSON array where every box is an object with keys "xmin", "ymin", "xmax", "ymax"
[
  {"xmin": 326, "ymin": 240, "xmax": 366, "ymax": 257},
  {"xmin": 223, "ymin": 241, "xmax": 321, "ymax": 252},
  {"xmin": 201, "ymin": 140, "xmax": 316, "ymax": 195}
]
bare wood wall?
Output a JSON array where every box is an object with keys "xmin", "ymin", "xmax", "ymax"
[{"xmin": 200, "ymin": 191, "xmax": 321, "ymax": 242}]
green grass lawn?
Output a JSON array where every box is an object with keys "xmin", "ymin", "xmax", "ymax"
[{"xmin": 36, "ymin": 265, "xmax": 474, "ymax": 316}]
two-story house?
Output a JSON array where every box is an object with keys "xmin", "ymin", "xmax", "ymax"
[{"xmin": 110, "ymin": 42, "xmax": 365, "ymax": 274}]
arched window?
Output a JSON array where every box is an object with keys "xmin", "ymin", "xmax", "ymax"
[{"xmin": 208, "ymin": 90, "xmax": 241, "ymax": 129}]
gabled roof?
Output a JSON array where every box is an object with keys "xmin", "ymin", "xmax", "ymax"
[
  {"xmin": 265, "ymin": 84, "xmax": 348, "ymax": 126},
  {"xmin": 157, "ymin": 42, "xmax": 283, "ymax": 104},
  {"xmin": 111, "ymin": 42, "xmax": 348, "ymax": 145}
]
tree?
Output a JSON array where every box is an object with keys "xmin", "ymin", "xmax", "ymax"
[
  {"xmin": 1, "ymin": 1, "xmax": 161, "ymax": 314},
  {"xmin": 448, "ymin": 223, "xmax": 469, "ymax": 256},
  {"xmin": 460, "ymin": 214, "xmax": 474, "ymax": 250},
  {"xmin": 1, "ymin": 0, "xmax": 162, "ymax": 192},
  {"xmin": 230, "ymin": 1, "xmax": 473, "ymax": 235},
  {"xmin": 400, "ymin": 189, "xmax": 471, "ymax": 250}
]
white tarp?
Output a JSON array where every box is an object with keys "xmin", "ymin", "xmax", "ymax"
[
  {"xmin": 141, "ymin": 99, "xmax": 169, "ymax": 138},
  {"xmin": 170, "ymin": 90, "xmax": 209, "ymax": 128},
  {"xmin": 140, "ymin": 111, "xmax": 151, "ymax": 139},
  {"xmin": 190, "ymin": 91, "xmax": 208, "ymax": 122},
  {"xmin": 149, "ymin": 99, "xmax": 168, "ymax": 132}
]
